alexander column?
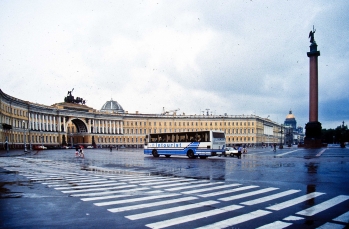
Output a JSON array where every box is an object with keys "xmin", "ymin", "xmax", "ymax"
[{"xmin": 305, "ymin": 26, "xmax": 322, "ymax": 148}]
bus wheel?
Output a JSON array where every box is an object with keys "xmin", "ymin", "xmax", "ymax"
[
  {"xmin": 152, "ymin": 150, "xmax": 159, "ymax": 158},
  {"xmin": 199, "ymin": 156, "xmax": 207, "ymax": 159},
  {"xmin": 165, "ymin": 155, "xmax": 171, "ymax": 158},
  {"xmin": 187, "ymin": 150, "xmax": 195, "ymax": 159}
]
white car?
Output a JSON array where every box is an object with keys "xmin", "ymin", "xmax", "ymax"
[
  {"xmin": 86, "ymin": 146, "xmax": 94, "ymax": 148},
  {"xmin": 225, "ymin": 147, "xmax": 239, "ymax": 157},
  {"xmin": 37, "ymin": 145, "xmax": 47, "ymax": 149}
]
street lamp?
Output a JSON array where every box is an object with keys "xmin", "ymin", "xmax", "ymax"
[
  {"xmin": 279, "ymin": 124, "xmax": 284, "ymax": 149},
  {"xmin": 266, "ymin": 115, "xmax": 270, "ymax": 147},
  {"xmin": 40, "ymin": 130, "xmax": 43, "ymax": 148},
  {"xmin": 23, "ymin": 121, "xmax": 27, "ymax": 152}
]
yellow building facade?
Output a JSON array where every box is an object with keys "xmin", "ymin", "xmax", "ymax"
[{"xmin": 0, "ymin": 89, "xmax": 282, "ymax": 150}]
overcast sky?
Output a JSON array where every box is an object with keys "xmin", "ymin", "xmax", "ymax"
[{"xmin": 1, "ymin": 1, "xmax": 348, "ymax": 129}]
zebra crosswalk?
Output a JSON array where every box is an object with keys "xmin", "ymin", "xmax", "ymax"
[{"xmin": 1, "ymin": 156, "xmax": 349, "ymax": 228}]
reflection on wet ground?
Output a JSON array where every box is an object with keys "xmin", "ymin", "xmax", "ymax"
[
  {"xmin": 0, "ymin": 170, "xmax": 32, "ymax": 198},
  {"xmin": 2, "ymin": 147, "xmax": 349, "ymax": 191}
]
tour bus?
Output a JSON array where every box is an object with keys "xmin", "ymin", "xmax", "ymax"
[{"xmin": 144, "ymin": 130, "xmax": 226, "ymax": 159}]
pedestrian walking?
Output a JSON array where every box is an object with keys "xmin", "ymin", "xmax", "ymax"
[{"xmin": 237, "ymin": 145, "xmax": 242, "ymax": 159}]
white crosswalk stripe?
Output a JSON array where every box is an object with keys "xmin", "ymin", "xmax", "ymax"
[
  {"xmin": 165, "ymin": 182, "xmax": 222, "ymax": 191},
  {"xmin": 109, "ymin": 196, "xmax": 199, "ymax": 213},
  {"xmin": 256, "ymin": 220, "xmax": 292, "ymax": 229},
  {"xmin": 219, "ymin": 187, "xmax": 279, "ymax": 201},
  {"xmin": 199, "ymin": 185, "xmax": 259, "ymax": 198},
  {"xmin": 296, "ymin": 195, "xmax": 349, "ymax": 216},
  {"xmin": 240, "ymin": 189, "xmax": 301, "ymax": 206},
  {"xmin": 196, "ymin": 209, "xmax": 272, "ymax": 229},
  {"xmin": 316, "ymin": 222, "xmax": 345, "ymax": 229},
  {"xmin": 145, "ymin": 205, "xmax": 244, "ymax": 229},
  {"xmin": 60, "ymin": 183, "xmax": 130, "ymax": 193},
  {"xmin": 181, "ymin": 183, "xmax": 240, "ymax": 194},
  {"xmin": 94, "ymin": 193, "xmax": 180, "ymax": 206},
  {"xmin": 54, "ymin": 181, "xmax": 126, "ymax": 190},
  {"xmin": 153, "ymin": 180, "xmax": 208, "ymax": 189},
  {"xmin": 81, "ymin": 194, "xmax": 131, "ymax": 201},
  {"xmin": 333, "ymin": 210, "xmax": 349, "ymax": 223},
  {"xmin": 266, "ymin": 192, "xmax": 325, "ymax": 211},
  {"xmin": 70, "ymin": 187, "xmax": 150, "ymax": 197}
]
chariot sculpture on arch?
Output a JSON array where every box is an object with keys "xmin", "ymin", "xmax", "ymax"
[{"xmin": 64, "ymin": 88, "xmax": 86, "ymax": 105}]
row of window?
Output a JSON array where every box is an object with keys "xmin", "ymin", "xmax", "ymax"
[
  {"xmin": 96, "ymin": 136, "xmax": 256, "ymax": 143},
  {"xmin": 8, "ymin": 134, "xmax": 56, "ymax": 144},
  {"xmin": 125, "ymin": 121, "xmax": 255, "ymax": 127},
  {"xmin": 1, "ymin": 104, "xmax": 28, "ymax": 118},
  {"xmin": 7, "ymin": 133, "xmax": 261, "ymax": 144},
  {"xmin": 122, "ymin": 128, "xmax": 255, "ymax": 135}
]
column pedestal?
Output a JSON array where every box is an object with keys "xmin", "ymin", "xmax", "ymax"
[{"xmin": 304, "ymin": 121, "xmax": 322, "ymax": 148}]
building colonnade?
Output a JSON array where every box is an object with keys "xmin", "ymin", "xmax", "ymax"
[{"xmin": 0, "ymin": 89, "xmax": 282, "ymax": 149}]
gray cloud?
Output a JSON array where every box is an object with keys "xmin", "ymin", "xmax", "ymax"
[{"xmin": 0, "ymin": 0, "xmax": 348, "ymax": 129}]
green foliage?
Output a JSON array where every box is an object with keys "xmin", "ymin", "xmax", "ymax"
[{"xmin": 322, "ymin": 123, "xmax": 348, "ymax": 144}]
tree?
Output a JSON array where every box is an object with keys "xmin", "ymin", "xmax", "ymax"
[{"xmin": 321, "ymin": 121, "xmax": 348, "ymax": 147}]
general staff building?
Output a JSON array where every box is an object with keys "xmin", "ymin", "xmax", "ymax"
[{"xmin": 0, "ymin": 89, "xmax": 283, "ymax": 149}]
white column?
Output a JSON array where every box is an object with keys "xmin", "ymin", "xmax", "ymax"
[
  {"xmin": 92, "ymin": 119, "xmax": 94, "ymax": 133},
  {"xmin": 28, "ymin": 112, "xmax": 31, "ymax": 130},
  {"xmin": 63, "ymin": 117, "xmax": 66, "ymax": 132},
  {"xmin": 117, "ymin": 121, "xmax": 120, "ymax": 134},
  {"xmin": 35, "ymin": 113, "xmax": 38, "ymax": 130},
  {"xmin": 87, "ymin": 119, "xmax": 91, "ymax": 133},
  {"xmin": 98, "ymin": 120, "xmax": 101, "ymax": 134},
  {"xmin": 113, "ymin": 121, "xmax": 116, "ymax": 134},
  {"xmin": 45, "ymin": 115, "xmax": 48, "ymax": 131},
  {"xmin": 53, "ymin": 116, "xmax": 56, "ymax": 131},
  {"xmin": 120, "ymin": 121, "xmax": 123, "ymax": 134},
  {"xmin": 49, "ymin": 116, "xmax": 52, "ymax": 131},
  {"xmin": 58, "ymin": 116, "xmax": 61, "ymax": 132},
  {"xmin": 38, "ymin": 114, "xmax": 41, "ymax": 130}
]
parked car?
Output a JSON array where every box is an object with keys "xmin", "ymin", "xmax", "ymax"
[
  {"xmin": 225, "ymin": 147, "xmax": 239, "ymax": 157},
  {"xmin": 36, "ymin": 145, "xmax": 47, "ymax": 150},
  {"xmin": 86, "ymin": 146, "xmax": 94, "ymax": 149}
]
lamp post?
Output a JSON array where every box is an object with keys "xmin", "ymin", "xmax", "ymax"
[
  {"xmin": 5, "ymin": 135, "xmax": 9, "ymax": 154},
  {"xmin": 29, "ymin": 129, "xmax": 32, "ymax": 152},
  {"xmin": 279, "ymin": 124, "xmax": 284, "ymax": 149},
  {"xmin": 40, "ymin": 130, "xmax": 43, "ymax": 148},
  {"xmin": 23, "ymin": 121, "xmax": 27, "ymax": 152}
]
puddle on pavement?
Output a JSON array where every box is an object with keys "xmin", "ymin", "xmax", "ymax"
[{"xmin": 0, "ymin": 182, "xmax": 23, "ymax": 198}]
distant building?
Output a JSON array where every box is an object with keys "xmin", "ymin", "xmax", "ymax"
[{"xmin": 283, "ymin": 110, "xmax": 304, "ymax": 145}]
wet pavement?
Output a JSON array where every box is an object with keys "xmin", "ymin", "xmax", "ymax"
[{"xmin": 1, "ymin": 146, "xmax": 349, "ymax": 228}]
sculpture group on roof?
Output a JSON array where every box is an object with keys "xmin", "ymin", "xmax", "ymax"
[{"xmin": 64, "ymin": 88, "xmax": 86, "ymax": 105}]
